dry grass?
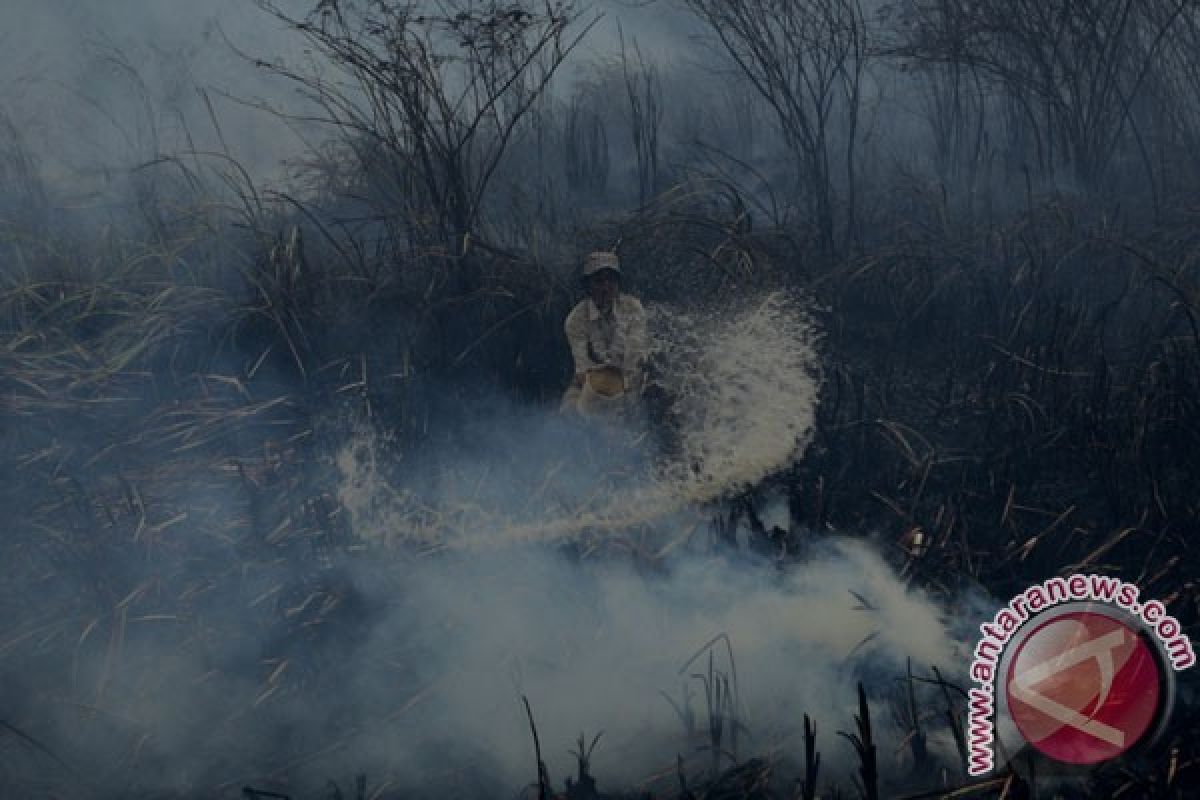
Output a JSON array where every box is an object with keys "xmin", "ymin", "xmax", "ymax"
[{"xmin": 1, "ymin": 87, "xmax": 1199, "ymax": 798}]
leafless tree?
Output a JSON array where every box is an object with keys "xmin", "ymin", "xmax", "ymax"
[
  {"xmin": 253, "ymin": 0, "xmax": 595, "ymax": 253},
  {"xmin": 683, "ymin": 0, "xmax": 869, "ymax": 255},
  {"xmin": 619, "ymin": 30, "xmax": 663, "ymax": 206},
  {"xmin": 891, "ymin": 0, "xmax": 1192, "ymax": 196},
  {"xmin": 563, "ymin": 92, "xmax": 609, "ymax": 198},
  {"xmin": 887, "ymin": 4, "xmax": 989, "ymax": 186},
  {"xmin": 1147, "ymin": 5, "xmax": 1200, "ymax": 197}
]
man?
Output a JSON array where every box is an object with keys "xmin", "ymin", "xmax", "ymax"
[{"xmin": 561, "ymin": 251, "xmax": 647, "ymax": 416}]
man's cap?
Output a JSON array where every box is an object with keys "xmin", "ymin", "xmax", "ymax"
[{"xmin": 582, "ymin": 251, "xmax": 621, "ymax": 278}]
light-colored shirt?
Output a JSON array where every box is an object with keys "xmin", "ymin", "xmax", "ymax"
[{"xmin": 564, "ymin": 294, "xmax": 647, "ymax": 378}]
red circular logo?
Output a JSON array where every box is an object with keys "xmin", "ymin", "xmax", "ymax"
[{"xmin": 1005, "ymin": 610, "xmax": 1163, "ymax": 765}]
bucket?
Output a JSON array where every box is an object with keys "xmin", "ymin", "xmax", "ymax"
[{"xmin": 586, "ymin": 367, "xmax": 625, "ymax": 397}]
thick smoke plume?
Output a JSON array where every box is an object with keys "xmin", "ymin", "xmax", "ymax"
[
  {"xmin": 1, "ymin": 290, "xmax": 970, "ymax": 798},
  {"xmin": 0, "ymin": 3, "xmax": 1028, "ymax": 796},
  {"xmin": 309, "ymin": 294, "xmax": 967, "ymax": 794}
]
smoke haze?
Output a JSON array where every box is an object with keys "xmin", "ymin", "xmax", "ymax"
[
  {"xmin": 0, "ymin": 283, "xmax": 973, "ymax": 797},
  {"xmin": 16, "ymin": 0, "xmax": 1188, "ymax": 796}
]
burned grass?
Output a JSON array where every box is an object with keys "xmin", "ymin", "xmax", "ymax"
[{"xmin": 0, "ymin": 127, "xmax": 1198, "ymax": 800}]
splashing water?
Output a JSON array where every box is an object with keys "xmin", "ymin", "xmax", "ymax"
[
  {"xmin": 652, "ymin": 291, "xmax": 821, "ymax": 500},
  {"xmin": 336, "ymin": 291, "xmax": 821, "ymax": 550}
]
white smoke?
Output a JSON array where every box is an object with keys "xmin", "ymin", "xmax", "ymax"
[
  {"xmin": 5, "ymin": 537, "xmax": 970, "ymax": 797},
  {"xmin": 0, "ymin": 291, "xmax": 973, "ymax": 799},
  {"xmin": 315, "ymin": 292, "xmax": 970, "ymax": 795},
  {"xmin": 341, "ymin": 539, "xmax": 965, "ymax": 793}
]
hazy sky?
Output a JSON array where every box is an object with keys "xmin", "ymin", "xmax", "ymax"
[{"xmin": 0, "ymin": 1, "xmax": 700, "ymax": 191}]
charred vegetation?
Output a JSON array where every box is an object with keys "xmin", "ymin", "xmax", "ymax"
[{"xmin": 1, "ymin": 1, "xmax": 1199, "ymax": 798}]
